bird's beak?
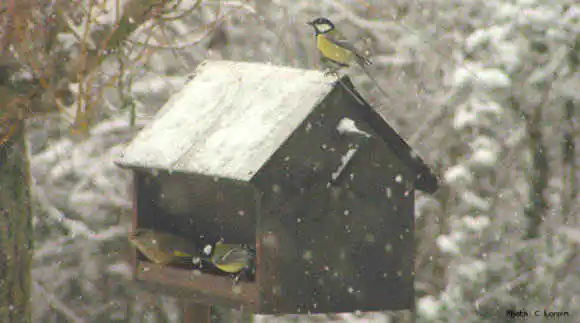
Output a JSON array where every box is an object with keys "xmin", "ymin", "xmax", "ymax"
[{"xmin": 306, "ymin": 21, "xmax": 314, "ymax": 26}]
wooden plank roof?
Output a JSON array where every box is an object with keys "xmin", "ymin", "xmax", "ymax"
[{"xmin": 117, "ymin": 60, "xmax": 335, "ymax": 181}]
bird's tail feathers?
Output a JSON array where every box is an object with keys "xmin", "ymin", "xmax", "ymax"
[
  {"xmin": 359, "ymin": 65, "xmax": 390, "ymax": 104},
  {"xmin": 334, "ymin": 75, "xmax": 366, "ymax": 106}
]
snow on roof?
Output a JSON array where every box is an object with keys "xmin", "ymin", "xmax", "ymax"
[{"xmin": 117, "ymin": 60, "xmax": 336, "ymax": 181}]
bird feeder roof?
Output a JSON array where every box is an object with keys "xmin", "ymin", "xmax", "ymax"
[
  {"xmin": 117, "ymin": 60, "xmax": 336, "ymax": 181},
  {"xmin": 117, "ymin": 60, "xmax": 438, "ymax": 192}
]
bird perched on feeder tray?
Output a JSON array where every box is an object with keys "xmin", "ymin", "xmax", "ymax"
[
  {"xmin": 129, "ymin": 228, "xmax": 208, "ymax": 267},
  {"xmin": 206, "ymin": 241, "xmax": 256, "ymax": 283}
]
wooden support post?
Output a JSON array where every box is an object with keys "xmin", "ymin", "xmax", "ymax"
[{"xmin": 183, "ymin": 302, "xmax": 211, "ymax": 323}]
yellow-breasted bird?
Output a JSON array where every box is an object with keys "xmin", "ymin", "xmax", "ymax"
[
  {"xmin": 308, "ymin": 17, "xmax": 391, "ymax": 104},
  {"xmin": 307, "ymin": 17, "xmax": 371, "ymax": 73},
  {"xmin": 207, "ymin": 241, "xmax": 256, "ymax": 282},
  {"xmin": 129, "ymin": 228, "xmax": 208, "ymax": 266}
]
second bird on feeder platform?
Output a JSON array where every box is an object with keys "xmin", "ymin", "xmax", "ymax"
[
  {"xmin": 130, "ymin": 228, "xmax": 209, "ymax": 267},
  {"xmin": 206, "ymin": 241, "xmax": 256, "ymax": 282}
]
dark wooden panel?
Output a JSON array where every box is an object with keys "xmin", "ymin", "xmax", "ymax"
[
  {"xmin": 252, "ymin": 85, "xmax": 355, "ymax": 314},
  {"xmin": 134, "ymin": 169, "xmax": 159, "ymax": 230},
  {"xmin": 252, "ymin": 86, "xmax": 416, "ymax": 314},
  {"xmin": 288, "ymin": 141, "xmax": 415, "ymax": 313},
  {"xmin": 255, "ymin": 190, "xmax": 300, "ymax": 314}
]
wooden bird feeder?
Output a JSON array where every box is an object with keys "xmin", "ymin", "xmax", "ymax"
[{"xmin": 116, "ymin": 60, "xmax": 438, "ymax": 315}]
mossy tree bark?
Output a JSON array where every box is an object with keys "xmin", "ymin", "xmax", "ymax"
[{"xmin": 0, "ymin": 121, "xmax": 33, "ymax": 323}]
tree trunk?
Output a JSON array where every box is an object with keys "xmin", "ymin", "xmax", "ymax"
[
  {"xmin": 562, "ymin": 100, "xmax": 576, "ymax": 223},
  {"xmin": 0, "ymin": 121, "xmax": 33, "ymax": 323},
  {"xmin": 524, "ymin": 106, "xmax": 548, "ymax": 239}
]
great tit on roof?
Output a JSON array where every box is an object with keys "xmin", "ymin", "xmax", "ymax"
[
  {"xmin": 307, "ymin": 17, "xmax": 371, "ymax": 73},
  {"xmin": 307, "ymin": 17, "xmax": 395, "ymax": 106}
]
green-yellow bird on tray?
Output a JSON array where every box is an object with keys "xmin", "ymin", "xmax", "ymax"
[
  {"xmin": 207, "ymin": 241, "xmax": 256, "ymax": 282},
  {"xmin": 129, "ymin": 228, "xmax": 208, "ymax": 267}
]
